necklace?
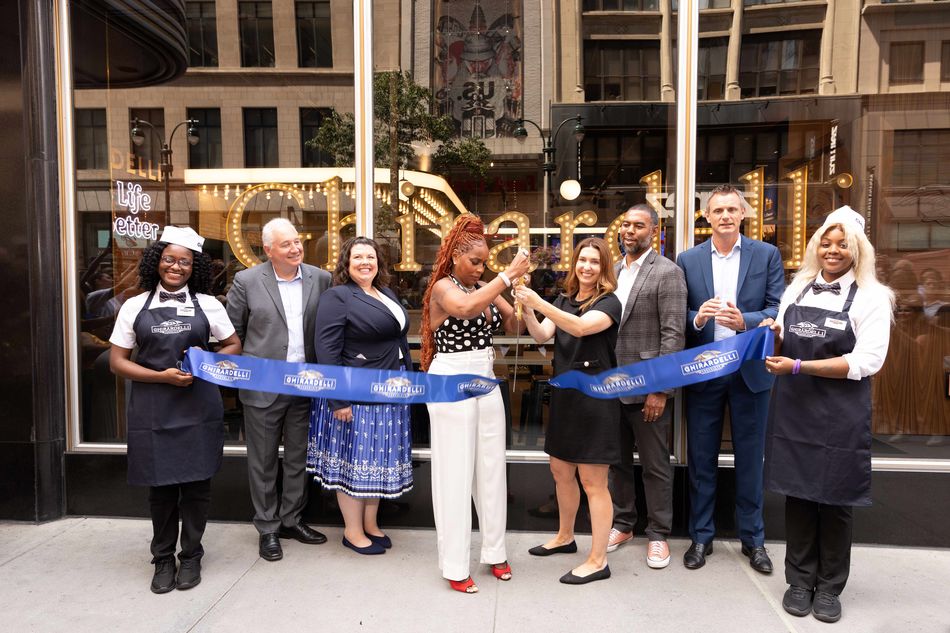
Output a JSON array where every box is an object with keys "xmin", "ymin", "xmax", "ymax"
[{"xmin": 450, "ymin": 274, "xmax": 476, "ymax": 293}]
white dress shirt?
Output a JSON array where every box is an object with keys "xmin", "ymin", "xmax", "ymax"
[
  {"xmin": 110, "ymin": 283, "xmax": 236, "ymax": 348},
  {"xmin": 371, "ymin": 289, "xmax": 407, "ymax": 359},
  {"xmin": 775, "ymin": 269, "xmax": 892, "ymax": 381},
  {"xmin": 614, "ymin": 249, "xmax": 651, "ymax": 319},
  {"xmin": 709, "ymin": 239, "xmax": 742, "ymax": 341},
  {"xmin": 274, "ymin": 264, "xmax": 306, "ymax": 362}
]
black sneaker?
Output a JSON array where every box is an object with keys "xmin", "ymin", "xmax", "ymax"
[
  {"xmin": 812, "ymin": 591, "xmax": 842, "ymax": 623},
  {"xmin": 150, "ymin": 558, "xmax": 177, "ymax": 594},
  {"xmin": 782, "ymin": 586, "xmax": 814, "ymax": 617},
  {"xmin": 176, "ymin": 558, "xmax": 202, "ymax": 590}
]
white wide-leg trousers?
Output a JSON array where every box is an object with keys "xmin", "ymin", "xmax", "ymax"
[{"xmin": 426, "ymin": 348, "xmax": 508, "ymax": 581}]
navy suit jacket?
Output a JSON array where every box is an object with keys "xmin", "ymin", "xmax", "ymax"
[
  {"xmin": 315, "ymin": 281, "xmax": 411, "ymax": 410},
  {"xmin": 676, "ymin": 235, "xmax": 784, "ymax": 393}
]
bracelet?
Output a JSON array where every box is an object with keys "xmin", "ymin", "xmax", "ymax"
[
  {"xmin": 498, "ymin": 271, "xmax": 512, "ymax": 287},
  {"xmin": 792, "ymin": 359, "xmax": 802, "ymax": 375}
]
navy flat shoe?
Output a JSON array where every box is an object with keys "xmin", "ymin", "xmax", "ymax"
[
  {"xmin": 342, "ymin": 537, "xmax": 385, "ymax": 555},
  {"xmin": 528, "ymin": 541, "xmax": 578, "ymax": 556},
  {"xmin": 559, "ymin": 565, "xmax": 611, "ymax": 585},
  {"xmin": 368, "ymin": 533, "xmax": 392, "ymax": 549}
]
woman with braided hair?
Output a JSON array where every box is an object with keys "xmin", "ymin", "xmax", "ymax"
[{"xmin": 421, "ymin": 213, "xmax": 530, "ymax": 594}]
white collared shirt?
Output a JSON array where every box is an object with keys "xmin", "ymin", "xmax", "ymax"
[
  {"xmin": 710, "ymin": 238, "xmax": 742, "ymax": 341},
  {"xmin": 110, "ymin": 283, "xmax": 235, "ymax": 348},
  {"xmin": 775, "ymin": 270, "xmax": 892, "ymax": 381},
  {"xmin": 615, "ymin": 249, "xmax": 652, "ymax": 319},
  {"xmin": 274, "ymin": 264, "xmax": 306, "ymax": 362}
]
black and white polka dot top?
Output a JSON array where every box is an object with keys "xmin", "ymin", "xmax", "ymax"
[{"xmin": 434, "ymin": 275, "xmax": 502, "ymax": 353}]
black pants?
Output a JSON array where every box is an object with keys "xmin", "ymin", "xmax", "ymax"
[
  {"xmin": 149, "ymin": 479, "xmax": 212, "ymax": 563},
  {"xmin": 784, "ymin": 496, "xmax": 853, "ymax": 596}
]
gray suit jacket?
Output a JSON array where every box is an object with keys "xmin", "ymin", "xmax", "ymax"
[
  {"xmin": 614, "ymin": 250, "xmax": 688, "ymax": 404},
  {"xmin": 226, "ymin": 262, "xmax": 332, "ymax": 407}
]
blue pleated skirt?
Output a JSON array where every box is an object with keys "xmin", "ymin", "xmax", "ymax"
[{"xmin": 307, "ymin": 399, "xmax": 413, "ymax": 498}]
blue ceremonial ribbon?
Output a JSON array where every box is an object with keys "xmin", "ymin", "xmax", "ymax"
[
  {"xmin": 183, "ymin": 349, "xmax": 501, "ymax": 403},
  {"xmin": 550, "ymin": 326, "xmax": 775, "ymax": 399}
]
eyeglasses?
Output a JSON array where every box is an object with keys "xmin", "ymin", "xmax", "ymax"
[{"xmin": 161, "ymin": 255, "xmax": 193, "ymax": 268}]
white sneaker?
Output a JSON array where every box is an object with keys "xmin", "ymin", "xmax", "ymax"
[
  {"xmin": 606, "ymin": 528, "xmax": 633, "ymax": 553},
  {"xmin": 647, "ymin": 540, "xmax": 671, "ymax": 569}
]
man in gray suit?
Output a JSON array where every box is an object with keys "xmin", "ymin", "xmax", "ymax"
[
  {"xmin": 227, "ymin": 218, "xmax": 331, "ymax": 561},
  {"xmin": 607, "ymin": 204, "xmax": 687, "ymax": 569}
]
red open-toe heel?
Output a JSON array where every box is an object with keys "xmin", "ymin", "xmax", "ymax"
[
  {"xmin": 449, "ymin": 576, "xmax": 478, "ymax": 593},
  {"xmin": 491, "ymin": 562, "xmax": 512, "ymax": 581}
]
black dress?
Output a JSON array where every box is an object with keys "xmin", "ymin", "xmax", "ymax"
[{"xmin": 545, "ymin": 293, "xmax": 623, "ymax": 464}]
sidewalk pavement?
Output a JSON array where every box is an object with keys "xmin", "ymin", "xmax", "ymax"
[{"xmin": 1, "ymin": 518, "xmax": 947, "ymax": 633}]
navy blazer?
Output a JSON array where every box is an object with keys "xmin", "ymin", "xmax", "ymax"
[
  {"xmin": 314, "ymin": 281, "xmax": 411, "ymax": 410},
  {"xmin": 676, "ymin": 235, "xmax": 784, "ymax": 393}
]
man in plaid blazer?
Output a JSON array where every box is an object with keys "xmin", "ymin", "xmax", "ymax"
[{"xmin": 607, "ymin": 204, "xmax": 687, "ymax": 569}]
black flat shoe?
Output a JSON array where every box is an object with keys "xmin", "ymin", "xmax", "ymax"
[
  {"xmin": 342, "ymin": 536, "xmax": 385, "ymax": 555},
  {"xmin": 279, "ymin": 522, "xmax": 328, "ymax": 544},
  {"xmin": 559, "ymin": 565, "xmax": 611, "ymax": 585},
  {"xmin": 528, "ymin": 541, "xmax": 578, "ymax": 556},
  {"xmin": 175, "ymin": 558, "xmax": 201, "ymax": 590},
  {"xmin": 683, "ymin": 541, "xmax": 712, "ymax": 569},
  {"xmin": 150, "ymin": 558, "xmax": 177, "ymax": 594},
  {"xmin": 740, "ymin": 544, "xmax": 774, "ymax": 574},
  {"xmin": 259, "ymin": 532, "xmax": 283, "ymax": 561}
]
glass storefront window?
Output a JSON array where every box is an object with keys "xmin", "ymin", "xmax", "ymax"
[{"xmin": 66, "ymin": 0, "xmax": 950, "ymax": 465}]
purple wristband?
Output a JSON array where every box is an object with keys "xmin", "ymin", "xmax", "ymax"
[{"xmin": 792, "ymin": 359, "xmax": 802, "ymax": 375}]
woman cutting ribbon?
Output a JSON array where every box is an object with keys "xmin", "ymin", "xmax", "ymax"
[
  {"xmin": 109, "ymin": 226, "xmax": 241, "ymax": 594},
  {"xmin": 514, "ymin": 237, "xmax": 622, "ymax": 585},
  {"xmin": 420, "ymin": 214, "xmax": 530, "ymax": 594},
  {"xmin": 762, "ymin": 206, "xmax": 894, "ymax": 624}
]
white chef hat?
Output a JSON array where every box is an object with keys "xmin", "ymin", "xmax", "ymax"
[
  {"xmin": 820, "ymin": 205, "xmax": 865, "ymax": 233},
  {"xmin": 159, "ymin": 226, "xmax": 205, "ymax": 252}
]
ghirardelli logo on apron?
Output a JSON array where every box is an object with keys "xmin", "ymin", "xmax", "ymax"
[
  {"xmin": 151, "ymin": 319, "xmax": 192, "ymax": 335},
  {"xmin": 788, "ymin": 321, "xmax": 827, "ymax": 338}
]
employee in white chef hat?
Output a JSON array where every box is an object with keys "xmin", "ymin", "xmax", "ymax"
[
  {"xmin": 109, "ymin": 226, "xmax": 242, "ymax": 594},
  {"xmin": 761, "ymin": 206, "xmax": 895, "ymax": 623}
]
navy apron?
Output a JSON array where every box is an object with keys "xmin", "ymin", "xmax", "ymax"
[
  {"xmin": 764, "ymin": 282, "xmax": 872, "ymax": 507},
  {"xmin": 126, "ymin": 289, "xmax": 224, "ymax": 486}
]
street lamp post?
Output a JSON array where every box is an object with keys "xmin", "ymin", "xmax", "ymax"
[
  {"xmin": 130, "ymin": 117, "xmax": 200, "ymax": 215},
  {"xmin": 514, "ymin": 114, "xmax": 585, "ymax": 247}
]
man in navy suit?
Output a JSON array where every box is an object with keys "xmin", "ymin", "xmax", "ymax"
[{"xmin": 676, "ymin": 184, "xmax": 784, "ymax": 574}]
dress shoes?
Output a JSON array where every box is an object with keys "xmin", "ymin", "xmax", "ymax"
[
  {"xmin": 559, "ymin": 565, "xmax": 611, "ymax": 585},
  {"xmin": 342, "ymin": 536, "xmax": 386, "ymax": 555},
  {"xmin": 176, "ymin": 558, "xmax": 201, "ymax": 590},
  {"xmin": 528, "ymin": 541, "xmax": 578, "ymax": 556},
  {"xmin": 150, "ymin": 558, "xmax": 177, "ymax": 594},
  {"xmin": 683, "ymin": 541, "xmax": 712, "ymax": 569},
  {"xmin": 259, "ymin": 532, "xmax": 283, "ymax": 561},
  {"xmin": 782, "ymin": 586, "xmax": 814, "ymax": 617},
  {"xmin": 812, "ymin": 591, "xmax": 842, "ymax": 623},
  {"xmin": 368, "ymin": 533, "xmax": 392, "ymax": 549},
  {"xmin": 278, "ymin": 522, "xmax": 328, "ymax": 544},
  {"xmin": 740, "ymin": 544, "xmax": 774, "ymax": 574}
]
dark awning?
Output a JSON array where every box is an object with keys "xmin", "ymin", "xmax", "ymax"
[{"xmin": 71, "ymin": 0, "xmax": 187, "ymax": 88}]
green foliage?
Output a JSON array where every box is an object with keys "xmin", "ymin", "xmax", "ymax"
[{"xmin": 305, "ymin": 71, "xmax": 490, "ymax": 179}]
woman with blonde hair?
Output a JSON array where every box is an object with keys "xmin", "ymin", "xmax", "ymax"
[
  {"xmin": 514, "ymin": 237, "xmax": 622, "ymax": 584},
  {"xmin": 762, "ymin": 206, "xmax": 894, "ymax": 623},
  {"xmin": 421, "ymin": 214, "xmax": 530, "ymax": 594}
]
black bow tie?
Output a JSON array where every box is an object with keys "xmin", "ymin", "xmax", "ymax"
[
  {"xmin": 160, "ymin": 291, "xmax": 186, "ymax": 303},
  {"xmin": 812, "ymin": 282, "xmax": 841, "ymax": 295}
]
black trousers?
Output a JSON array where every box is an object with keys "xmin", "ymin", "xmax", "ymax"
[
  {"xmin": 149, "ymin": 479, "xmax": 212, "ymax": 563},
  {"xmin": 784, "ymin": 495, "xmax": 853, "ymax": 596}
]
